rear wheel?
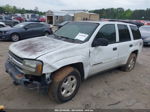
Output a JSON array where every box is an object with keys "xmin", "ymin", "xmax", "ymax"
[
  {"xmin": 48, "ymin": 66, "xmax": 81, "ymax": 103},
  {"xmin": 120, "ymin": 53, "xmax": 137, "ymax": 72},
  {"xmin": 11, "ymin": 34, "xmax": 20, "ymax": 42},
  {"xmin": 44, "ymin": 32, "xmax": 50, "ymax": 36}
]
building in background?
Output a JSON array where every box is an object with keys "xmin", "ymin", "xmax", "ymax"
[
  {"xmin": 46, "ymin": 10, "xmax": 100, "ymax": 25},
  {"xmin": 46, "ymin": 10, "xmax": 73, "ymax": 25},
  {"xmin": 74, "ymin": 12, "xmax": 99, "ymax": 21}
]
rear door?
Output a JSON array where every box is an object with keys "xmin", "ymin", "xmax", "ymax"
[
  {"xmin": 117, "ymin": 24, "xmax": 133, "ymax": 65},
  {"xmin": 130, "ymin": 25, "xmax": 143, "ymax": 52},
  {"xmin": 23, "ymin": 23, "xmax": 44, "ymax": 38},
  {"xmin": 32, "ymin": 23, "xmax": 45, "ymax": 37},
  {"xmin": 22, "ymin": 23, "xmax": 35, "ymax": 38}
]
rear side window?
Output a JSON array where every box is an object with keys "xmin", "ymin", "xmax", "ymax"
[
  {"xmin": 26, "ymin": 23, "xmax": 43, "ymax": 28},
  {"xmin": 130, "ymin": 25, "xmax": 141, "ymax": 40},
  {"xmin": 118, "ymin": 24, "xmax": 131, "ymax": 42},
  {"xmin": 96, "ymin": 24, "xmax": 116, "ymax": 44},
  {"xmin": 26, "ymin": 23, "xmax": 35, "ymax": 28},
  {"xmin": 36, "ymin": 23, "xmax": 44, "ymax": 27}
]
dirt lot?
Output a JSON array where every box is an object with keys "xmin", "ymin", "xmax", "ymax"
[{"xmin": 0, "ymin": 41, "xmax": 150, "ymax": 109}]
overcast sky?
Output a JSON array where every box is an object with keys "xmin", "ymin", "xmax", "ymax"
[{"xmin": 0, "ymin": 0, "xmax": 150, "ymax": 11}]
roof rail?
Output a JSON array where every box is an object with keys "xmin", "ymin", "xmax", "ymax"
[{"xmin": 108, "ymin": 19, "xmax": 144, "ymax": 27}]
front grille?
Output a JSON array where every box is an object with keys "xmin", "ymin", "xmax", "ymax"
[
  {"xmin": 9, "ymin": 51, "xmax": 23, "ymax": 64},
  {"xmin": 8, "ymin": 51, "xmax": 25, "ymax": 73}
]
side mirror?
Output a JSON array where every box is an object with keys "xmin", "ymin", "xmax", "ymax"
[{"xmin": 92, "ymin": 38, "xmax": 109, "ymax": 47}]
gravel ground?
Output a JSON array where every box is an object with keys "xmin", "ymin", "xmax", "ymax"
[{"xmin": 0, "ymin": 41, "xmax": 150, "ymax": 109}]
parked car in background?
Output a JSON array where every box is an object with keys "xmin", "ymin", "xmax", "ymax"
[
  {"xmin": 39, "ymin": 16, "xmax": 46, "ymax": 22},
  {"xmin": 0, "ymin": 22, "xmax": 7, "ymax": 28},
  {"xmin": 13, "ymin": 16, "xmax": 25, "ymax": 22},
  {"xmin": 5, "ymin": 21, "xmax": 143, "ymax": 103},
  {"xmin": 27, "ymin": 14, "xmax": 40, "ymax": 22},
  {"xmin": 144, "ymin": 21, "xmax": 150, "ymax": 26},
  {"xmin": 0, "ymin": 22, "xmax": 52, "ymax": 41},
  {"xmin": 0, "ymin": 15, "xmax": 19, "ymax": 27},
  {"xmin": 140, "ymin": 26, "xmax": 150, "ymax": 46},
  {"xmin": 28, "ymin": 17, "xmax": 40, "ymax": 22}
]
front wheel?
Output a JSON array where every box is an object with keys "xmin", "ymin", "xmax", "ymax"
[
  {"xmin": 11, "ymin": 34, "xmax": 20, "ymax": 42},
  {"xmin": 120, "ymin": 53, "xmax": 137, "ymax": 72},
  {"xmin": 48, "ymin": 66, "xmax": 81, "ymax": 103}
]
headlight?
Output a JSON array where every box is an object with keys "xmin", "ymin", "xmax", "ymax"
[
  {"xmin": 2, "ymin": 31, "xmax": 8, "ymax": 34},
  {"xmin": 23, "ymin": 59, "xmax": 43, "ymax": 75}
]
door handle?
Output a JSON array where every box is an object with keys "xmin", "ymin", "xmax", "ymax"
[
  {"xmin": 113, "ymin": 47, "xmax": 117, "ymax": 51},
  {"xmin": 129, "ymin": 44, "xmax": 133, "ymax": 47}
]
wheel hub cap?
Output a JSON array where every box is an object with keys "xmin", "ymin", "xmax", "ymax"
[
  {"xmin": 12, "ymin": 35, "xmax": 19, "ymax": 41},
  {"xmin": 61, "ymin": 75, "xmax": 77, "ymax": 97},
  {"xmin": 128, "ymin": 57, "xmax": 135, "ymax": 70}
]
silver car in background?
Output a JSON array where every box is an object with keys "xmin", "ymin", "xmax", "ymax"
[{"xmin": 140, "ymin": 26, "xmax": 150, "ymax": 46}]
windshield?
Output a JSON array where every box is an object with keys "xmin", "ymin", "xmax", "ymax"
[
  {"xmin": 14, "ymin": 23, "xmax": 28, "ymax": 28},
  {"xmin": 54, "ymin": 22, "xmax": 99, "ymax": 42}
]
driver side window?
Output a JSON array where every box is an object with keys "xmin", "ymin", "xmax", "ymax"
[{"xmin": 95, "ymin": 24, "xmax": 116, "ymax": 44}]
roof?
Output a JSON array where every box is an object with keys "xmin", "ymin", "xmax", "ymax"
[{"xmin": 76, "ymin": 21, "xmax": 137, "ymax": 26}]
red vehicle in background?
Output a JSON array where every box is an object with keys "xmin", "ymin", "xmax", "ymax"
[
  {"xmin": 39, "ymin": 16, "xmax": 46, "ymax": 22},
  {"xmin": 13, "ymin": 16, "xmax": 25, "ymax": 22},
  {"xmin": 144, "ymin": 21, "xmax": 150, "ymax": 25},
  {"xmin": 135, "ymin": 20, "xmax": 150, "ymax": 26}
]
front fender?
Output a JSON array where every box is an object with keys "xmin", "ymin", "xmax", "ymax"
[{"xmin": 42, "ymin": 55, "xmax": 89, "ymax": 77}]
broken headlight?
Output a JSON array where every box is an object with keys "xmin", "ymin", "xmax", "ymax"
[{"xmin": 23, "ymin": 60, "xmax": 43, "ymax": 75}]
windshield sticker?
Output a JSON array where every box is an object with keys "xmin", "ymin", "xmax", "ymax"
[{"xmin": 75, "ymin": 33, "xmax": 89, "ymax": 41}]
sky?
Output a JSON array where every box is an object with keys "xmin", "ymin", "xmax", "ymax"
[{"xmin": 0, "ymin": 0, "xmax": 150, "ymax": 11}]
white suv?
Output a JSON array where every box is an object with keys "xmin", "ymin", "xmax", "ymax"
[{"xmin": 5, "ymin": 21, "xmax": 143, "ymax": 103}]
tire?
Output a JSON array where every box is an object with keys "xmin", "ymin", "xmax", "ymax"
[
  {"xmin": 48, "ymin": 66, "xmax": 81, "ymax": 103},
  {"xmin": 120, "ymin": 53, "xmax": 137, "ymax": 72},
  {"xmin": 11, "ymin": 34, "xmax": 20, "ymax": 42},
  {"xmin": 13, "ymin": 81, "xmax": 19, "ymax": 86}
]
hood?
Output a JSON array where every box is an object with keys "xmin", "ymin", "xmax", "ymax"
[
  {"xmin": 0, "ymin": 26, "xmax": 13, "ymax": 31},
  {"xmin": 9, "ymin": 36, "xmax": 75, "ymax": 59}
]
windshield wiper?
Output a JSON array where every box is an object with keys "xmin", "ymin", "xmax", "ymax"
[
  {"xmin": 53, "ymin": 34, "xmax": 72, "ymax": 40},
  {"xmin": 53, "ymin": 34, "xmax": 82, "ymax": 43}
]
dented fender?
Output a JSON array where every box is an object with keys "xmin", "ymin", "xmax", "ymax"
[{"xmin": 41, "ymin": 55, "xmax": 90, "ymax": 79}]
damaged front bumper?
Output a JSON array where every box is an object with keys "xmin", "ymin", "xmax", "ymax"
[{"xmin": 5, "ymin": 60, "xmax": 51, "ymax": 90}]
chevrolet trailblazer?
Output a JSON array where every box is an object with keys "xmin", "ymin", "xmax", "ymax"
[{"xmin": 5, "ymin": 21, "xmax": 143, "ymax": 103}]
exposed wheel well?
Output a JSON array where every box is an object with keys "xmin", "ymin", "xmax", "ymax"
[
  {"xmin": 70, "ymin": 63, "xmax": 85, "ymax": 81},
  {"xmin": 51, "ymin": 63, "xmax": 85, "ymax": 82},
  {"xmin": 132, "ymin": 50, "xmax": 139, "ymax": 56}
]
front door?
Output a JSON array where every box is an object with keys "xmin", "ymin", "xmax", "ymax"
[{"xmin": 89, "ymin": 24, "xmax": 118, "ymax": 75}]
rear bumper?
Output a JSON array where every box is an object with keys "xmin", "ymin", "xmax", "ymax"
[{"xmin": 5, "ymin": 60, "xmax": 48, "ymax": 89}]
